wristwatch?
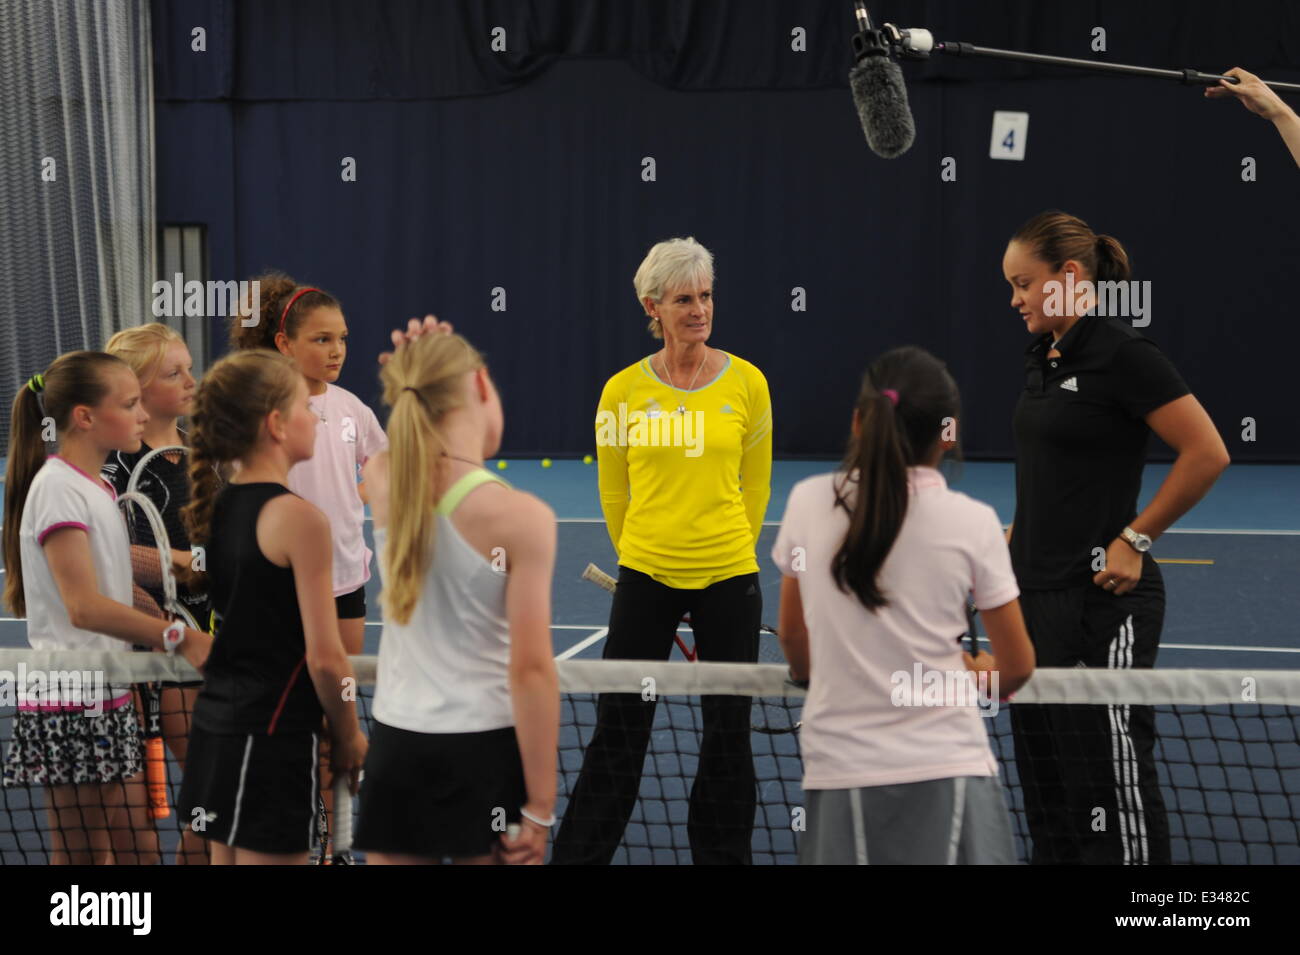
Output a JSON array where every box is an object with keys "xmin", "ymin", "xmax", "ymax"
[
  {"xmin": 1121, "ymin": 526, "xmax": 1152, "ymax": 554},
  {"xmin": 162, "ymin": 621, "xmax": 186, "ymax": 655}
]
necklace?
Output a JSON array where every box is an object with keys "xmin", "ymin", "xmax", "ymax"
[
  {"xmin": 440, "ymin": 451, "xmax": 484, "ymax": 468},
  {"xmin": 659, "ymin": 348, "xmax": 709, "ymax": 415},
  {"xmin": 311, "ymin": 388, "xmax": 327, "ymax": 423}
]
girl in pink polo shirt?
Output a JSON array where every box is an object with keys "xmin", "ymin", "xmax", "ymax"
[{"xmin": 772, "ymin": 346, "xmax": 1035, "ymax": 865}]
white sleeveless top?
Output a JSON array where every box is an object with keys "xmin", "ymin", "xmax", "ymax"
[{"xmin": 371, "ymin": 470, "xmax": 514, "ymax": 734}]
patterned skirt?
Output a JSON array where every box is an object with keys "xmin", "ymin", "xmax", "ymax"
[{"xmin": 2, "ymin": 698, "xmax": 143, "ymax": 787}]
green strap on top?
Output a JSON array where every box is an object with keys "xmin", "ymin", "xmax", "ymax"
[{"xmin": 436, "ymin": 468, "xmax": 510, "ymax": 516}]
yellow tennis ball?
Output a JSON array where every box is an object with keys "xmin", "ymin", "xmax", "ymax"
[
  {"xmin": 496, "ymin": 460, "xmax": 508, "ymax": 470},
  {"xmin": 541, "ymin": 458, "xmax": 552, "ymax": 468},
  {"xmin": 583, "ymin": 454, "xmax": 593, "ymax": 465}
]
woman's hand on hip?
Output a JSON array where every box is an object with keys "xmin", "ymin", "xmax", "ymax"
[{"xmin": 1093, "ymin": 538, "xmax": 1143, "ymax": 596}]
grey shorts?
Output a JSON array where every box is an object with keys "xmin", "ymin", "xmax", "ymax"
[{"xmin": 800, "ymin": 775, "xmax": 1017, "ymax": 865}]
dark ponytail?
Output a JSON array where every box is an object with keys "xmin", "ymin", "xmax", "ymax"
[
  {"xmin": 3, "ymin": 351, "xmax": 128, "ymax": 616},
  {"xmin": 832, "ymin": 346, "xmax": 961, "ymax": 611},
  {"xmin": 1093, "ymin": 233, "xmax": 1131, "ymax": 283}
]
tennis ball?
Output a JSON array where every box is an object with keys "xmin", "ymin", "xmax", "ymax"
[
  {"xmin": 583, "ymin": 454, "xmax": 593, "ymax": 465},
  {"xmin": 496, "ymin": 460, "xmax": 508, "ymax": 470},
  {"xmin": 541, "ymin": 458, "xmax": 552, "ymax": 468}
]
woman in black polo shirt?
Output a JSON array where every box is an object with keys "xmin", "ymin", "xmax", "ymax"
[{"xmin": 1001, "ymin": 211, "xmax": 1230, "ymax": 864}]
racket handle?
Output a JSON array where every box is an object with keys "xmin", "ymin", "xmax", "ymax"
[
  {"xmin": 144, "ymin": 738, "xmax": 170, "ymax": 819},
  {"xmin": 332, "ymin": 777, "xmax": 354, "ymax": 856}
]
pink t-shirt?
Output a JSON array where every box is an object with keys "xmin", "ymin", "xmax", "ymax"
[
  {"xmin": 287, "ymin": 383, "xmax": 388, "ymax": 596},
  {"xmin": 771, "ymin": 467, "xmax": 1019, "ymax": 790}
]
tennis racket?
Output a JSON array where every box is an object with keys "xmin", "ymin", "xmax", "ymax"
[
  {"xmin": 964, "ymin": 597, "xmax": 980, "ymax": 656},
  {"xmin": 117, "ymin": 490, "xmax": 199, "ymax": 820},
  {"xmin": 314, "ymin": 777, "xmax": 357, "ymax": 865},
  {"xmin": 331, "ymin": 777, "xmax": 355, "ymax": 865},
  {"xmin": 581, "ymin": 563, "xmax": 798, "ymax": 734}
]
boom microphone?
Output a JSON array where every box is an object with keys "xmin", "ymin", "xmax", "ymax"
[{"xmin": 849, "ymin": 3, "xmax": 915, "ymax": 159}]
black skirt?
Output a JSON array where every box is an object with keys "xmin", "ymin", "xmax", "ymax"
[
  {"xmin": 355, "ymin": 721, "xmax": 526, "ymax": 859},
  {"xmin": 179, "ymin": 725, "xmax": 319, "ymax": 855}
]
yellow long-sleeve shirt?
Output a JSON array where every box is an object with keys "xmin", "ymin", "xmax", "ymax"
[{"xmin": 595, "ymin": 351, "xmax": 773, "ymax": 589}]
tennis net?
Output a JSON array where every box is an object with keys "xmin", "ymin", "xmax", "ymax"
[{"xmin": 1, "ymin": 649, "xmax": 1297, "ymax": 864}]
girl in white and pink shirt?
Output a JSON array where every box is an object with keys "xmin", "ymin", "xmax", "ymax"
[
  {"xmin": 231, "ymin": 273, "xmax": 388, "ymax": 657},
  {"xmin": 2, "ymin": 351, "xmax": 211, "ymax": 864},
  {"xmin": 772, "ymin": 346, "xmax": 1035, "ymax": 865}
]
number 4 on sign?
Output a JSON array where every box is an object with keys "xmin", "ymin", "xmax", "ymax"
[{"xmin": 990, "ymin": 111, "xmax": 1029, "ymax": 161}]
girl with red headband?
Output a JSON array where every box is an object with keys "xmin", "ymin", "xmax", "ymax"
[{"xmin": 231, "ymin": 274, "xmax": 387, "ymax": 656}]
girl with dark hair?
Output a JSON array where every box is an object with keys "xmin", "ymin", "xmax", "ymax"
[
  {"xmin": 231, "ymin": 275, "xmax": 386, "ymax": 657},
  {"xmin": 772, "ymin": 346, "xmax": 1034, "ymax": 865},
  {"xmin": 2, "ymin": 351, "xmax": 211, "ymax": 864},
  {"xmin": 1003, "ymin": 211, "xmax": 1229, "ymax": 864}
]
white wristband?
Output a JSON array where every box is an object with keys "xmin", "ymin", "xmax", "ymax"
[
  {"xmin": 162, "ymin": 621, "xmax": 186, "ymax": 656},
  {"xmin": 520, "ymin": 807, "xmax": 556, "ymax": 828}
]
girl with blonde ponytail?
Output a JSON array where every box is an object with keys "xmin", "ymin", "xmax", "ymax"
[{"xmin": 355, "ymin": 318, "xmax": 559, "ymax": 865}]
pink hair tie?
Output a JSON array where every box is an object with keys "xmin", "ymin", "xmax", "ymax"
[{"xmin": 881, "ymin": 388, "xmax": 899, "ymax": 407}]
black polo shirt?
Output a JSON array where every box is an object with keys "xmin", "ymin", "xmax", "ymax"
[{"xmin": 1011, "ymin": 313, "xmax": 1189, "ymax": 589}]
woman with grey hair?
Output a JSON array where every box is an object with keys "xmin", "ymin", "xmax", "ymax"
[{"xmin": 551, "ymin": 236, "xmax": 773, "ymax": 865}]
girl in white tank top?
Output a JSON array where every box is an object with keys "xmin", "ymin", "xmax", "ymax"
[{"xmin": 356, "ymin": 319, "xmax": 559, "ymax": 865}]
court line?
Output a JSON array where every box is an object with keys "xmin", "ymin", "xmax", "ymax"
[
  {"xmin": 1159, "ymin": 643, "xmax": 1300, "ymax": 654},
  {"xmin": 969, "ymin": 635, "xmax": 1300, "ymax": 654},
  {"xmin": 555, "ymin": 628, "xmax": 609, "ymax": 661}
]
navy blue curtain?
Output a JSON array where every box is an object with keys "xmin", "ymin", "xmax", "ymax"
[{"xmin": 153, "ymin": 0, "xmax": 1300, "ymax": 459}]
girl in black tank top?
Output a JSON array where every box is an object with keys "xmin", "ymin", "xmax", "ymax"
[
  {"xmin": 193, "ymin": 483, "xmax": 322, "ymax": 735},
  {"xmin": 178, "ymin": 349, "xmax": 365, "ymax": 864}
]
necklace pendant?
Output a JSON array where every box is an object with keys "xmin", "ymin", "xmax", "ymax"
[{"xmin": 675, "ymin": 404, "xmax": 686, "ymax": 416}]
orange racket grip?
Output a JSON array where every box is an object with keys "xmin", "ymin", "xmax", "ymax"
[{"xmin": 145, "ymin": 737, "xmax": 170, "ymax": 819}]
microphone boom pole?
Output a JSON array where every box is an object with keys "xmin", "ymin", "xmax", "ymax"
[
  {"xmin": 932, "ymin": 41, "xmax": 1300, "ymax": 95},
  {"xmin": 852, "ymin": 2, "xmax": 1300, "ymax": 95}
]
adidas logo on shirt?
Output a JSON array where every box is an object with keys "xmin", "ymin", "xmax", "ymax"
[
  {"xmin": 720, "ymin": 404, "xmax": 734, "ymax": 414},
  {"xmin": 1060, "ymin": 377, "xmax": 1079, "ymax": 392}
]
